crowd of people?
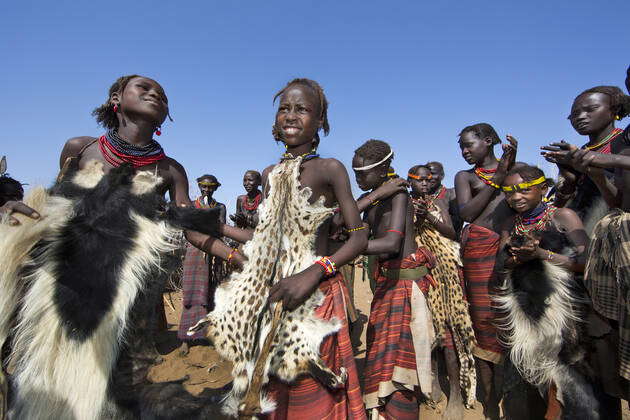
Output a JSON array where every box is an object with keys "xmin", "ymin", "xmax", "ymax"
[{"xmin": 1, "ymin": 65, "xmax": 630, "ymax": 420}]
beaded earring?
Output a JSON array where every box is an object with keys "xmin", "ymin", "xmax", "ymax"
[
  {"xmin": 155, "ymin": 127, "xmax": 162, "ymax": 136},
  {"xmin": 113, "ymin": 104, "xmax": 118, "ymax": 113}
]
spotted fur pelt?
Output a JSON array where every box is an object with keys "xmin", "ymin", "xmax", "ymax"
[
  {"xmin": 0, "ymin": 162, "xmax": 221, "ymax": 420},
  {"xmin": 495, "ymin": 254, "xmax": 600, "ymax": 419},
  {"xmin": 190, "ymin": 157, "xmax": 345, "ymax": 417}
]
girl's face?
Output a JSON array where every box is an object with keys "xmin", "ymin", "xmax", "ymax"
[
  {"xmin": 115, "ymin": 77, "xmax": 169, "ymax": 127},
  {"xmin": 426, "ymin": 164, "xmax": 443, "ymax": 191},
  {"xmin": 458, "ymin": 131, "xmax": 492, "ymax": 165},
  {"xmin": 352, "ymin": 155, "xmax": 387, "ymax": 191},
  {"xmin": 243, "ymin": 172, "xmax": 260, "ymax": 193},
  {"xmin": 569, "ymin": 92, "xmax": 614, "ymax": 136},
  {"xmin": 408, "ymin": 168, "xmax": 432, "ymax": 196},
  {"xmin": 275, "ymin": 85, "xmax": 322, "ymax": 148},
  {"xmin": 503, "ymin": 173, "xmax": 547, "ymax": 214}
]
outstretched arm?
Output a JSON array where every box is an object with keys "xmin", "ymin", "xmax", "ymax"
[{"xmin": 169, "ymin": 160, "xmax": 246, "ymax": 268}]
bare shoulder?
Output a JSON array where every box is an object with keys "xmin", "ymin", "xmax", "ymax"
[
  {"xmin": 319, "ymin": 157, "xmax": 346, "ymax": 172},
  {"xmin": 59, "ymin": 136, "xmax": 98, "ymax": 168},
  {"xmin": 553, "ymin": 207, "xmax": 581, "ymax": 225},
  {"xmin": 454, "ymin": 169, "xmax": 473, "ymax": 181}
]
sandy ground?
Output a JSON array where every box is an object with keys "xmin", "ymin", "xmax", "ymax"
[{"xmin": 148, "ymin": 266, "xmax": 629, "ymax": 419}]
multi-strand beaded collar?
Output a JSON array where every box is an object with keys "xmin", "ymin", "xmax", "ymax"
[
  {"xmin": 98, "ymin": 130, "xmax": 166, "ymax": 168},
  {"xmin": 242, "ymin": 192, "xmax": 262, "ymax": 211},
  {"xmin": 513, "ymin": 202, "xmax": 557, "ymax": 235},
  {"xmin": 583, "ymin": 128, "xmax": 623, "ymax": 155},
  {"xmin": 474, "ymin": 166, "xmax": 500, "ymax": 189}
]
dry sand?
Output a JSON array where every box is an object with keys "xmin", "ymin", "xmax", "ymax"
[{"xmin": 149, "ymin": 266, "xmax": 628, "ymax": 419}]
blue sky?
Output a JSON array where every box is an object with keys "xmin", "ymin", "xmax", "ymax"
[{"xmin": 2, "ymin": 0, "xmax": 629, "ymax": 213}]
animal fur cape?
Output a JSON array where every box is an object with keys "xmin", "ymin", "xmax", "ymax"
[
  {"xmin": 0, "ymin": 162, "xmax": 220, "ymax": 420},
  {"xmin": 190, "ymin": 157, "xmax": 348, "ymax": 417}
]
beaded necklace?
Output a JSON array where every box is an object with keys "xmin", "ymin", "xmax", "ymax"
[
  {"xmin": 474, "ymin": 166, "xmax": 500, "ymax": 189},
  {"xmin": 98, "ymin": 131, "xmax": 166, "ymax": 168},
  {"xmin": 513, "ymin": 203, "xmax": 557, "ymax": 235},
  {"xmin": 195, "ymin": 197, "xmax": 217, "ymax": 209},
  {"xmin": 584, "ymin": 128, "xmax": 623, "ymax": 154},
  {"xmin": 242, "ymin": 192, "xmax": 262, "ymax": 211},
  {"xmin": 280, "ymin": 148, "xmax": 319, "ymax": 162}
]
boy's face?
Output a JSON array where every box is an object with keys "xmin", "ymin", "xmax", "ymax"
[
  {"xmin": 503, "ymin": 173, "xmax": 547, "ymax": 214},
  {"xmin": 275, "ymin": 85, "xmax": 322, "ymax": 148},
  {"xmin": 352, "ymin": 155, "xmax": 386, "ymax": 191},
  {"xmin": 458, "ymin": 131, "xmax": 491, "ymax": 165}
]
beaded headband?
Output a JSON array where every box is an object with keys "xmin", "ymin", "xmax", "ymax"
[
  {"xmin": 407, "ymin": 172, "xmax": 432, "ymax": 180},
  {"xmin": 353, "ymin": 150, "xmax": 393, "ymax": 171},
  {"xmin": 198, "ymin": 181, "xmax": 219, "ymax": 186},
  {"xmin": 502, "ymin": 176, "xmax": 546, "ymax": 192}
]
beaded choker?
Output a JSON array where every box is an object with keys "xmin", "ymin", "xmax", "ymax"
[
  {"xmin": 584, "ymin": 128, "xmax": 623, "ymax": 154},
  {"xmin": 474, "ymin": 166, "xmax": 500, "ymax": 189},
  {"xmin": 242, "ymin": 192, "xmax": 262, "ymax": 211},
  {"xmin": 98, "ymin": 130, "xmax": 166, "ymax": 168},
  {"xmin": 281, "ymin": 149, "xmax": 320, "ymax": 162},
  {"xmin": 513, "ymin": 203, "xmax": 557, "ymax": 235}
]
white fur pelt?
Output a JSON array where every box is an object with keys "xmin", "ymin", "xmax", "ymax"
[
  {"xmin": 495, "ymin": 261, "xmax": 579, "ymax": 387},
  {"xmin": 0, "ymin": 162, "xmax": 181, "ymax": 420},
  {"xmin": 190, "ymin": 157, "xmax": 344, "ymax": 417},
  {"xmin": 495, "ymin": 258, "xmax": 600, "ymax": 418}
]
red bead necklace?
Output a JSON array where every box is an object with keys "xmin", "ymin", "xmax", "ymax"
[{"xmin": 242, "ymin": 192, "xmax": 262, "ymax": 211}]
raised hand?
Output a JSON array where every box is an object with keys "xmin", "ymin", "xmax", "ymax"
[
  {"xmin": 372, "ymin": 177, "xmax": 408, "ymax": 201},
  {"xmin": 497, "ymin": 135, "xmax": 518, "ymax": 174},
  {"xmin": 540, "ymin": 141, "xmax": 579, "ymax": 167}
]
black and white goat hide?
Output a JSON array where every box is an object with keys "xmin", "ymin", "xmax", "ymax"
[
  {"xmin": 494, "ymin": 233, "xmax": 600, "ymax": 419},
  {"xmin": 0, "ymin": 162, "xmax": 221, "ymax": 420}
]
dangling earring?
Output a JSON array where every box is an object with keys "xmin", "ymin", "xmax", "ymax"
[
  {"xmin": 615, "ymin": 115, "xmax": 621, "ymax": 121},
  {"xmin": 155, "ymin": 126, "xmax": 162, "ymax": 136},
  {"xmin": 113, "ymin": 104, "xmax": 118, "ymax": 113}
]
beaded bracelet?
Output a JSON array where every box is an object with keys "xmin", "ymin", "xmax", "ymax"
[
  {"xmin": 315, "ymin": 256, "xmax": 337, "ymax": 276},
  {"xmin": 346, "ymin": 226, "xmax": 366, "ymax": 233},
  {"xmin": 227, "ymin": 247, "xmax": 239, "ymax": 264}
]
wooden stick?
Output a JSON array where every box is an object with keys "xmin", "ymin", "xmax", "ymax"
[{"xmin": 238, "ymin": 301, "xmax": 283, "ymax": 419}]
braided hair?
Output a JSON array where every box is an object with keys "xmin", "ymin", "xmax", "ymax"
[
  {"xmin": 273, "ymin": 78, "xmax": 330, "ymax": 147},
  {"xmin": 573, "ymin": 85, "xmax": 630, "ymax": 120},
  {"xmin": 458, "ymin": 123, "xmax": 501, "ymax": 145},
  {"xmin": 354, "ymin": 139, "xmax": 393, "ymax": 167}
]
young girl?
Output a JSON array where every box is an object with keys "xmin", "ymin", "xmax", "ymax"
[
  {"xmin": 230, "ymin": 170, "xmax": 262, "ymax": 229},
  {"xmin": 544, "ymin": 86, "xmax": 629, "ymax": 234},
  {"xmin": 455, "ymin": 123, "xmax": 517, "ymax": 419},
  {"xmin": 0, "ymin": 74, "xmax": 237, "ymax": 263},
  {"xmin": 408, "ymin": 164, "xmax": 477, "ymax": 419},
  {"xmin": 192, "ymin": 78, "xmax": 369, "ymax": 419},
  {"xmin": 178, "ymin": 174, "xmax": 228, "ymax": 355},
  {"xmin": 351, "ymin": 140, "xmax": 436, "ymax": 420},
  {"xmin": 495, "ymin": 164, "xmax": 596, "ymax": 419}
]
